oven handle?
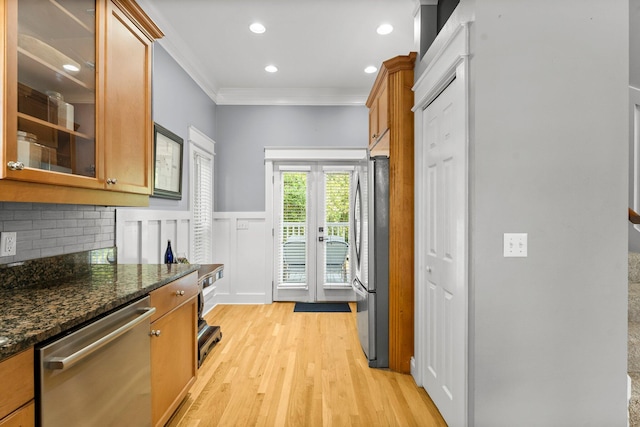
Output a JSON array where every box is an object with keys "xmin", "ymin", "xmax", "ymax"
[{"xmin": 45, "ymin": 306, "xmax": 156, "ymax": 371}]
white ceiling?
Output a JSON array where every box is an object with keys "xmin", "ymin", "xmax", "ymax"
[{"xmin": 136, "ymin": 0, "xmax": 419, "ymax": 106}]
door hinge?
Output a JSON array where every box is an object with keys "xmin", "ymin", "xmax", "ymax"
[{"xmin": 272, "ymin": 228, "xmax": 274, "ymax": 236}]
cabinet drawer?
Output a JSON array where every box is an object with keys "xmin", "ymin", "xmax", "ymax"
[
  {"xmin": 0, "ymin": 402, "xmax": 34, "ymax": 427},
  {"xmin": 0, "ymin": 349, "xmax": 34, "ymax": 420},
  {"xmin": 150, "ymin": 272, "xmax": 198, "ymax": 322}
]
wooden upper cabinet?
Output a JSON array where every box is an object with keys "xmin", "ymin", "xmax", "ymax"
[
  {"xmin": 104, "ymin": 0, "xmax": 156, "ymax": 194},
  {"xmin": 0, "ymin": 0, "xmax": 162, "ymax": 205},
  {"xmin": 366, "ymin": 52, "xmax": 416, "ymax": 374},
  {"xmin": 368, "ymin": 79, "xmax": 389, "ymax": 154}
]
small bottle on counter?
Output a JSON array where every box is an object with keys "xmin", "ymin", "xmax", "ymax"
[{"xmin": 164, "ymin": 240, "xmax": 174, "ymax": 264}]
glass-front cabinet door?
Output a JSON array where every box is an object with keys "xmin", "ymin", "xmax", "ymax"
[{"xmin": 5, "ymin": 0, "xmax": 98, "ymax": 186}]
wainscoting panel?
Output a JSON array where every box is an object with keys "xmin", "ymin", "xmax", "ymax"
[
  {"xmin": 116, "ymin": 209, "xmax": 270, "ymax": 309},
  {"xmin": 115, "ymin": 209, "xmax": 191, "ymax": 264},
  {"xmin": 213, "ymin": 212, "xmax": 269, "ymax": 305}
]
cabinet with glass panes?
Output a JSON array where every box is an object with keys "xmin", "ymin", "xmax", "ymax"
[{"xmin": 1, "ymin": 0, "xmax": 162, "ymax": 205}]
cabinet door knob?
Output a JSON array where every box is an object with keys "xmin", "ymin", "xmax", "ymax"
[
  {"xmin": 150, "ymin": 329, "xmax": 161, "ymax": 337},
  {"xmin": 7, "ymin": 161, "xmax": 25, "ymax": 171},
  {"xmin": 106, "ymin": 178, "xmax": 118, "ymax": 185},
  {"xmin": 175, "ymin": 290, "xmax": 185, "ymax": 296}
]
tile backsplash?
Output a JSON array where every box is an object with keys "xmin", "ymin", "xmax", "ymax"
[{"xmin": 0, "ymin": 202, "xmax": 115, "ymax": 264}]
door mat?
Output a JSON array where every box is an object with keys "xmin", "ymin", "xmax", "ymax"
[{"xmin": 294, "ymin": 302, "xmax": 351, "ymax": 313}]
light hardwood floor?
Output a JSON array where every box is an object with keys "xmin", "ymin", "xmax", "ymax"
[{"xmin": 168, "ymin": 303, "xmax": 447, "ymax": 427}]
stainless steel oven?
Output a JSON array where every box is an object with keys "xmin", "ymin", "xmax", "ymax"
[{"xmin": 36, "ymin": 297, "xmax": 155, "ymax": 427}]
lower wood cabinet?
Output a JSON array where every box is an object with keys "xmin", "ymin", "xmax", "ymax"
[
  {"xmin": 0, "ymin": 348, "xmax": 34, "ymax": 427},
  {"xmin": 150, "ymin": 272, "xmax": 198, "ymax": 427},
  {"xmin": 0, "ymin": 402, "xmax": 34, "ymax": 427}
]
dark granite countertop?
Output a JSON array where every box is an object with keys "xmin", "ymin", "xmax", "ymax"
[{"xmin": 0, "ymin": 262, "xmax": 199, "ymax": 362}]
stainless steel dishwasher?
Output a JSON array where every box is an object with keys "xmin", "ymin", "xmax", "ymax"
[{"xmin": 36, "ymin": 296, "xmax": 156, "ymax": 427}]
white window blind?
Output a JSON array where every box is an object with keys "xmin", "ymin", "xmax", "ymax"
[
  {"xmin": 192, "ymin": 150, "xmax": 213, "ymax": 263},
  {"xmin": 278, "ymin": 171, "xmax": 308, "ymax": 285}
]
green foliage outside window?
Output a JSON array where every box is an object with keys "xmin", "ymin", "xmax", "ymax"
[
  {"xmin": 282, "ymin": 171, "xmax": 350, "ymax": 242},
  {"xmin": 324, "ymin": 173, "xmax": 350, "ymax": 223},
  {"xmin": 283, "ymin": 173, "xmax": 307, "ymax": 222}
]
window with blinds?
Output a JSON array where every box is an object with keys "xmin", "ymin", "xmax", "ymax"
[
  {"xmin": 192, "ymin": 150, "xmax": 213, "ymax": 263},
  {"xmin": 278, "ymin": 171, "xmax": 308, "ymax": 285},
  {"xmin": 323, "ymin": 171, "xmax": 351, "ymax": 284}
]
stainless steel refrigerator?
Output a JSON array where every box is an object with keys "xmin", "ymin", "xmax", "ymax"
[{"xmin": 352, "ymin": 156, "xmax": 389, "ymax": 368}]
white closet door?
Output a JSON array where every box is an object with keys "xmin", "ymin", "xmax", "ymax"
[{"xmin": 419, "ymin": 74, "xmax": 467, "ymax": 427}]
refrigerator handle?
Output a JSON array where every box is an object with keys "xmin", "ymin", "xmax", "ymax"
[{"xmin": 352, "ymin": 278, "xmax": 367, "ymax": 298}]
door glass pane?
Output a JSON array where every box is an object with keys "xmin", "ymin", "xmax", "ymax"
[
  {"xmin": 323, "ymin": 171, "xmax": 351, "ymax": 284},
  {"xmin": 278, "ymin": 172, "xmax": 308, "ymax": 284},
  {"xmin": 17, "ymin": 0, "xmax": 96, "ymax": 176}
]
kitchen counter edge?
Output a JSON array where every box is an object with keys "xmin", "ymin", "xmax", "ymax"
[{"xmin": 0, "ymin": 264, "xmax": 200, "ymax": 362}]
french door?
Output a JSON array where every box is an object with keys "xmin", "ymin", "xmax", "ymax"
[{"xmin": 273, "ymin": 163, "xmax": 356, "ymax": 302}]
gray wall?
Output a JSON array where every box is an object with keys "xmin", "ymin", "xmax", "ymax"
[
  {"xmin": 149, "ymin": 44, "xmax": 217, "ymax": 211},
  {"xmin": 631, "ymin": 0, "xmax": 640, "ymax": 252},
  {"xmin": 632, "ymin": 0, "xmax": 640, "ymax": 90},
  {"xmin": 215, "ymin": 105, "xmax": 368, "ymax": 212},
  {"xmin": 630, "ymin": 87, "xmax": 640, "ymax": 252},
  {"xmin": 469, "ymin": 1, "xmax": 628, "ymax": 425}
]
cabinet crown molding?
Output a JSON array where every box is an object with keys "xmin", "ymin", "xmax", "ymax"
[
  {"xmin": 366, "ymin": 52, "xmax": 417, "ymax": 107},
  {"xmin": 112, "ymin": 0, "xmax": 164, "ymax": 40}
]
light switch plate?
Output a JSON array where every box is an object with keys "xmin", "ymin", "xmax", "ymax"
[
  {"xmin": 504, "ymin": 233, "xmax": 527, "ymax": 257},
  {"xmin": 236, "ymin": 220, "xmax": 249, "ymax": 230}
]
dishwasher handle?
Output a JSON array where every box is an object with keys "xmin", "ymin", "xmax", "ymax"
[{"xmin": 45, "ymin": 306, "xmax": 156, "ymax": 371}]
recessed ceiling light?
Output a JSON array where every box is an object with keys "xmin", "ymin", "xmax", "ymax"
[
  {"xmin": 265, "ymin": 65, "xmax": 278, "ymax": 73},
  {"xmin": 250, "ymin": 22, "xmax": 266, "ymax": 34},
  {"xmin": 364, "ymin": 66, "xmax": 377, "ymax": 74},
  {"xmin": 376, "ymin": 24, "xmax": 393, "ymax": 35}
]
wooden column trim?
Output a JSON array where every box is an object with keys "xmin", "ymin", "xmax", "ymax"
[{"xmin": 368, "ymin": 52, "xmax": 416, "ymax": 373}]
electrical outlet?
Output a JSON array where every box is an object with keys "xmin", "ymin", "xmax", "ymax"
[{"xmin": 0, "ymin": 232, "xmax": 17, "ymax": 256}]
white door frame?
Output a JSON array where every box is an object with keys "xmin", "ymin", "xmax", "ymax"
[
  {"xmin": 264, "ymin": 148, "xmax": 367, "ymax": 303},
  {"xmin": 271, "ymin": 163, "xmax": 355, "ymax": 302},
  {"xmin": 412, "ymin": 22, "xmax": 470, "ymax": 427}
]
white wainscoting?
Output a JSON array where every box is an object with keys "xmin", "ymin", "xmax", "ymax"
[
  {"xmin": 115, "ymin": 209, "xmax": 192, "ymax": 264},
  {"xmin": 213, "ymin": 212, "xmax": 271, "ymax": 305},
  {"xmin": 115, "ymin": 209, "xmax": 271, "ymax": 309}
]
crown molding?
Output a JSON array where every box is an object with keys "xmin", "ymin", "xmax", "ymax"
[
  {"xmin": 215, "ymin": 88, "xmax": 367, "ymax": 106},
  {"xmin": 137, "ymin": 0, "xmax": 220, "ymax": 102}
]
